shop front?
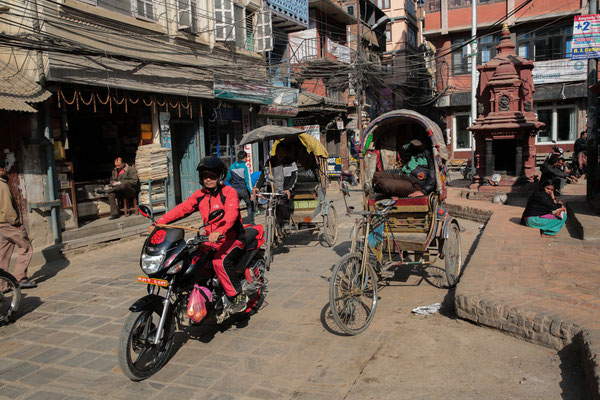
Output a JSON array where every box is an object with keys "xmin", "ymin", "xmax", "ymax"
[{"xmin": 53, "ymin": 86, "xmax": 199, "ymax": 231}]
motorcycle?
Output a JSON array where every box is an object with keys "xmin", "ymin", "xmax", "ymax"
[{"xmin": 118, "ymin": 205, "xmax": 267, "ymax": 381}]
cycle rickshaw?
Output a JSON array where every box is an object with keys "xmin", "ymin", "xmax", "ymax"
[
  {"xmin": 329, "ymin": 109, "xmax": 463, "ymax": 335},
  {"xmin": 240, "ymin": 126, "xmax": 339, "ymax": 269}
]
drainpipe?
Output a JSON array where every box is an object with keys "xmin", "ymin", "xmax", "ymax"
[{"xmin": 32, "ymin": 0, "xmax": 61, "ymax": 243}]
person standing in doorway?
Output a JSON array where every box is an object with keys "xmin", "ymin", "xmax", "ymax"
[
  {"xmin": 226, "ymin": 151, "xmax": 255, "ymax": 225},
  {"xmin": 0, "ymin": 159, "xmax": 36, "ymax": 289},
  {"xmin": 107, "ymin": 157, "xmax": 139, "ymax": 220}
]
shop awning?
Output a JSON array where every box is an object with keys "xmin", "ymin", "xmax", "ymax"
[
  {"xmin": 46, "ymin": 53, "xmax": 213, "ymax": 99},
  {"xmin": 0, "ymin": 62, "xmax": 51, "ymax": 113}
]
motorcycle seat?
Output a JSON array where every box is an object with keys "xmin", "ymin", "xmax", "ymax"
[{"xmin": 237, "ymin": 227, "xmax": 260, "ymax": 270}]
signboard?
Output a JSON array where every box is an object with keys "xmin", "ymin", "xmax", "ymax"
[
  {"xmin": 258, "ymin": 105, "xmax": 298, "ymax": 117},
  {"xmin": 303, "ymin": 124, "xmax": 320, "ymax": 141},
  {"xmin": 571, "ymin": 14, "xmax": 600, "ymax": 60},
  {"xmin": 327, "ymin": 157, "xmax": 342, "ymax": 177},
  {"xmin": 243, "ymin": 144, "xmax": 253, "ymax": 173},
  {"xmin": 532, "ymin": 59, "xmax": 587, "ymax": 84}
]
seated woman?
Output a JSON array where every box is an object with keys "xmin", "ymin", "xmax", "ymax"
[
  {"xmin": 521, "ymin": 180, "xmax": 567, "ymax": 237},
  {"xmin": 372, "ymin": 138, "xmax": 435, "ymax": 198}
]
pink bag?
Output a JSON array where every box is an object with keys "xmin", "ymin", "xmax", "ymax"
[{"xmin": 187, "ymin": 285, "xmax": 212, "ymax": 322}]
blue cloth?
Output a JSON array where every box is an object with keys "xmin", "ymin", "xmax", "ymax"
[
  {"xmin": 525, "ymin": 214, "xmax": 567, "ymax": 236},
  {"xmin": 226, "ymin": 161, "xmax": 252, "ymax": 193}
]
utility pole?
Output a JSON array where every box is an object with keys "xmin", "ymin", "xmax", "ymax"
[
  {"xmin": 588, "ymin": 0, "xmax": 599, "ymax": 200},
  {"xmin": 355, "ymin": 0, "xmax": 363, "ymax": 140},
  {"xmin": 470, "ymin": 0, "xmax": 477, "ymax": 177}
]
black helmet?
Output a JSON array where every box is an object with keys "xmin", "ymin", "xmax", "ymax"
[{"xmin": 196, "ymin": 156, "xmax": 226, "ymax": 182}]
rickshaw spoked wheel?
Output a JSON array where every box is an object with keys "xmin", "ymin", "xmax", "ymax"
[
  {"xmin": 444, "ymin": 223, "xmax": 463, "ymax": 287},
  {"xmin": 329, "ymin": 252, "xmax": 378, "ymax": 335},
  {"xmin": 322, "ymin": 204, "xmax": 339, "ymax": 247}
]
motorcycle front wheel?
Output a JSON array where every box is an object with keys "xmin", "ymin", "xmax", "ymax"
[{"xmin": 118, "ymin": 308, "xmax": 175, "ymax": 381}]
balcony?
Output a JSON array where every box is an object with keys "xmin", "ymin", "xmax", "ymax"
[{"xmin": 290, "ymin": 35, "xmax": 352, "ymax": 65}]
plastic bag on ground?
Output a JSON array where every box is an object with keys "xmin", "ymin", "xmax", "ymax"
[{"xmin": 411, "ymin": 303, "xmax": 442, "ymax": 315}]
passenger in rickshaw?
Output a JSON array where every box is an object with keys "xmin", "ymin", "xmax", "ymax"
[
  {"xmin": 253, "ymin": 143, "xmax": 297, "ymax": 228},
  {"xmin": 372, "ymin": 138, "xmax": 435, "ymax": 198}
]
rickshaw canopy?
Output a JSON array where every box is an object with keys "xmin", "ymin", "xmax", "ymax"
[
  {"xmin": 360, "ymin": 109, "xmax": 450, "ymax": 161},
  {"xmin": 240, "ymin": 125, "xmax": 305, "ymax": 146},
  {"xmin": 271, "ymin": 133, "xmax": 328, "ymax": 158}
]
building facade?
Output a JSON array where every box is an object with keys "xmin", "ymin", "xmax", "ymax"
[
  {"xmin": 423, "ymin": 0, "xmax": 587, "ymax": 160},
  {"xmin": 0, "ymin": 0, "xmax": 303, "ymax": 244}
]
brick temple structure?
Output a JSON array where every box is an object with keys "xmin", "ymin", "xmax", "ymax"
[{"xmin": 468, "ymin": 23, "xmax": 544, "ymax": 190}]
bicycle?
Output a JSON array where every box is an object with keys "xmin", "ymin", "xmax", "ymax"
[
  {"xmin": 0, "ymin": 269, "xmax": 21, "ymax": 324},
  {"xmin": 258, "ymin": 191, "xmax": 288, "ymax": 270}
]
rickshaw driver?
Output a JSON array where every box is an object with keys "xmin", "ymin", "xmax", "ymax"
[
  {"xmin": 253, "ymin": 143, "xmax": 297, "ymax": 228},
  {"xmin": 394, "ymin": 138, "xmax": 436, "ymax": 198}
]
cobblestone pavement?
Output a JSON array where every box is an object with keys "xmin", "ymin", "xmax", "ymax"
[{"xmin": 0, "ymin": 195, "xmax": 585, "ymax": 399}]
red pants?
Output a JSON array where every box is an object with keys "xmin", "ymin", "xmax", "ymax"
[{"xmin": 208, "ymin": 239, "xmax": 244, "ymax": 297}]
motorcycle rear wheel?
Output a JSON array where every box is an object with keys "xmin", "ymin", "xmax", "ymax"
[{"xmin": 118, "ymin": 308, "xmax": 175, "ymax": 381}]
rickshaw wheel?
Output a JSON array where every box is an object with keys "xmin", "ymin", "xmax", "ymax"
[
  {"xmin": 322, "ymin": 205, "xmax": 339, "ymax": 247},
  {"xmin": 329, "ymin": 253, "xmax": 378, "ymax": 335},
  {"xmin": 444, "ymin": 223, "xmax": 463, "ymax": 287}
]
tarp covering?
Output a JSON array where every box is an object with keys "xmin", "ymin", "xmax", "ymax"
[{"xmin": 271, "ymin": 133, "xmax": 328, "ymax": 157}]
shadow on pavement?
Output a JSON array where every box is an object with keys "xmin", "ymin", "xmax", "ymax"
[
  {"xmin": 30, "ymin": 245, "xmax": 71, "ymax": 285},
  {"xmin": 332, "ymin": 240, "xmax": 351, "ymax": 257},
  {"xmin": 13, "ymin": 293, "xmax": 42, "ymax": 323},
  {"xmin": 557, "ymin": 337, "xmax": 587, "ymax": 400},
  {"xmin": 319, "ymin": 302, "xmax": 350, "ymax": 337}
]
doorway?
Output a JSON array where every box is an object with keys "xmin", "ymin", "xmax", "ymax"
[
  {"xmin": 171, "ymin": 121, "xmax": 200, "ymax": 203},
  {"xmin": 492, "ymin": 139, "xmax": 516, "ymax": 175}
]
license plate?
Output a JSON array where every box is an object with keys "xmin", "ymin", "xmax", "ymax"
[{"xmin": 137, "ymin": 276, "xmax": 168, "ymax": 287}]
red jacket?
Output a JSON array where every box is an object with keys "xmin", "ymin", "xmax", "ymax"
[{"xmin": 156, "ymin": 185, "xmax": 242, "ymax": 241}]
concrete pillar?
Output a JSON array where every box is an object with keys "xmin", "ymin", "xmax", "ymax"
[{"xmin": 515, "ymin": 144, "xmax": 523, "ymax": 176}]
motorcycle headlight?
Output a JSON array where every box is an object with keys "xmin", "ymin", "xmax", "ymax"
[{"xmin": 141, "ymin": 253, "xmax": 165, "ymax": 275}]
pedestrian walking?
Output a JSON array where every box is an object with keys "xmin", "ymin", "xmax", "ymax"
[
  {"xmin": 0, "ymin": 159, "xmax": 36, "ymax": 289},
  {"xmin": 226, "ymin": 151, "xmax": 255, "ymax": 225}
]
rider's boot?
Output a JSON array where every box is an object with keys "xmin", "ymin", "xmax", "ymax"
[{"xmin": 229, "ymin": 291, "xmax": 248, "ymax": 313}]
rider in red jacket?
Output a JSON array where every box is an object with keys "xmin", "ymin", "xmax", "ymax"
[{"xmin": 155, "ymin": 156, "xmax": 248, "ymax": 313}]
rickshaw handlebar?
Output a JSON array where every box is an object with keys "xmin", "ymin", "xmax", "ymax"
[{"xmin": 258, "ymin": 191, "xmax": 287, "ymax": 197}]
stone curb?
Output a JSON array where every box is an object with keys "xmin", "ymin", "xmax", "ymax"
[{"xmin": 448, "ymin": 200, "xmax": 600, "ymax": 400}]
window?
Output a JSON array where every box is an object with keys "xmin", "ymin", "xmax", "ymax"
[
  {"xmin": 215, "ymin": 0, "xmax": 235, "ymax": 41},
  {"xmin": 453, "ymin": 114, "xmax": 472, "ymax": 150},
  {"xmin": 177, "ymin": 0, "xmax": 197, "ymax": 33},
  {"xmin": 254, "ymin": 8, "xmax": 273, "ymax": 52},
  {"xmin": 406, "ymin": 0, "xmax": 416, "ymax": 16},
  {"xmin": 97, "ymin": 0, "xmax": 130, "ymax": 16},
  {"xmin": 479, "ymin": 34, "xmax": 500, "ymax": 63},
  {"xmin": 132, "ymin": 0, "xmax": 156, "ymax": 20},
  {"xmin": 376, "ymin": 0, "xmax": 390, "ymax": 9},
  {"xmin": 452, "ymin": 38, "xmax": 471, "ymax": 75},
  {"xmin": 517, "ymin": 25, "xmax": 573, "ymax": 61},
  {"xmin": 234, "ymin": 5, "xmax": 245, "ymax": 48},
  {"xmin": 326, "ymin": 86, "xmax": 344, "ymax": 103},
  {"xmin": 385, "ymin": 24, "xmax": 392, "ymax": 42},
  {"xmin": 427, "ymin": 0, "xmax": 440, "ymax": 12},
  {"xmin": 408, "ymin": 28, "xmax": 417, "ymax": 49},
  {"xmin": 534, "ymin": 105, "xmax": 577, "ymax": 143}
]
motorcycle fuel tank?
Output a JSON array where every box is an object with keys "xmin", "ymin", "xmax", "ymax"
[{"xmin": 144, "ymin": 228, "xmax": 185, "ymax": 256}]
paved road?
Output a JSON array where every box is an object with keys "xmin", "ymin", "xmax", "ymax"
[{"xmin": 0, "ymin": 195, "xmax": 585, "ymax": 399}]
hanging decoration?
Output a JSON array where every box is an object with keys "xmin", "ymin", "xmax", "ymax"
[{"xmin": 56, "ymin": 87, "xmax": 193, "ymax": 119}]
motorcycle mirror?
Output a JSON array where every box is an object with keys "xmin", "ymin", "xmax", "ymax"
[
  {"xmin": 138, "ymin": 205, "xmax": 154, "ymax": 221},
  {"xmin": 206, "ymin": 209, "xmax": 225, "ymax": 224}
]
